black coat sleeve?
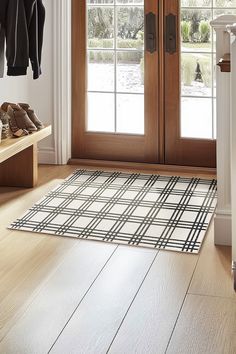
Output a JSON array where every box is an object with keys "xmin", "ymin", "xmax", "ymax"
[
  {"xmin": 28, "ymin": 0, "xmax": 45, "ymax": 79},
  {"xmin": 6, "ymin": 0, "xmax": 29, "ymax": 76},
  {"xmin": 0, "ymin": 0, "xmax": 8, "ymax": 77},
  {"xmin": 0, "ymin": 24, "xmax": 5, "ymax": 78}
]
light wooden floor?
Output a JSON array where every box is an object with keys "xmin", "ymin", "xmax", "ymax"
[{"xmin": 0, "ymin": 165, "xmax": 235, "ymax": 354}]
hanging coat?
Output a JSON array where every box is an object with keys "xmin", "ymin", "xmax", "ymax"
[
  {"xmin": 0, "ymin": 24, "xmax": 4, "ymax": 78},
  {"xmin": 0, "ymin": 0, "xmax": 7, "ymax": 78},
  {"xmin": 0, "ymin": 0, "xmax": 45, "ymax": 80}
]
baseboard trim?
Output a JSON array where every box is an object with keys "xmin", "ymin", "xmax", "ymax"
[
  {"xmin": 214, "ymin": 210, "xmax": 232, "ymax": 246},
  {"xmin": 38, "ymin": 148, "xmax": 56, "ymax": 164},
  {"xmin": 68, "ymin": 158, "xmax": 216, "ymax": 177}
]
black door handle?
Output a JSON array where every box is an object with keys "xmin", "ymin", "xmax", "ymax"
[
  {"xmin": 145, "ymin": 12, "xmax": 156, "ymax": 54},
  {"xmin": 165, "ymin": 13, "xmax": 177, "ymax": 54}
]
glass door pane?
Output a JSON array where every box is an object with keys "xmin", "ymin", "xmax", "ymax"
[
  {"xmin": 87, "ymin": 0, "xmax": 145, "ymax": 134},
  {"xmin": 164, "ymin": 0, "xmax": 236, "ymax": 167},
  {"xmin": 164, "ymin": 0, "xmax": 216, "ymax": 167},
  {"xmin": 180, "ymin": 0, "xmax": 236, "ymax": 140},
  {"xmin": 72, "ymin": 0, "xmax": 159, "ymax": 163}
]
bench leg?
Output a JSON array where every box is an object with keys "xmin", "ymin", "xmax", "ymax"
[{"xmin": 0, "ymin": 144, "xmax": 38, "ymax": 188}]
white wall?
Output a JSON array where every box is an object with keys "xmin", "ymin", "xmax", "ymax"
[
  {"xmin": 0, "ymin": 76, "xmax": 30, "ymax": 103},
  {"xmin": 0, "ymin": 0, "xmax": 56, "ymax": 164}
]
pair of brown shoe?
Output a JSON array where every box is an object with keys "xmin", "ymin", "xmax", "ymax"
[{"xmin": 1, "ymin": 102, "xmax": 44, "ymax": 137}]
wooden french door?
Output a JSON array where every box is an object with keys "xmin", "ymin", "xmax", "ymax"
[
  {"xmin": 164, "ymin": 0, "xmax": 216, "ymax": 168},
  {"xmin": 72, "ymin": 0, "xmax": 217, "ymax": 168},
  {"xmin": 72, "ymin": 0, "xmax": 161, "ymax": 163}
]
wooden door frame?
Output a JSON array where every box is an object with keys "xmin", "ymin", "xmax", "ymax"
[
  {"xmin": 72, "ymin": 0, "xmax": 216, "ymax": 168},
  {"xmin": 71, "ymin": 0, "xmax": 163, "ymax": 163},
  {"xmin": 164, "ymin": 0, "xmax": 216, "ymax": 168}
]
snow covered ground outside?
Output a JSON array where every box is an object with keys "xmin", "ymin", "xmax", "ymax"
[{"xmin": 87, "ymin": 63, "xmax": 216, "ymax": 139}]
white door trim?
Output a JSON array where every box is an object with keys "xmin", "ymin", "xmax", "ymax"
[
  {"xmin": 211, "ymin": 15, "xmax": 236, "ymax": 246},
  {"xmin": 52, "ymin": 0, "xmax": 71, "ymax": 164}
]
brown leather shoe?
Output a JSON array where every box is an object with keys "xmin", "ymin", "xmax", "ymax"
[
  {"xmin": 1, "ymin": 106, "xmax": 28, "ymax": 137},
  {"xmin": 4, "ymin": 105, "xmax": 18, "ymax": 133},
  {"xmin": 1, "ymin": 102, "xmax": 14, "ymax": 113},
  {"xmin": 4, "ymin": 104, "xmax": 37, "ymax": 132},
  {"xmin": 18, "ymin": 103, "xmax": 44, "ymax": 130}
]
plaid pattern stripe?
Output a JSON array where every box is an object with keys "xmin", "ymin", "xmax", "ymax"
[{"xmin": 9, "ymin": 170, "xmax": 217, "ymax": 254}]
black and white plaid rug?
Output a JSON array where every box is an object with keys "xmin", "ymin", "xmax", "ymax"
[{"xmin": 10, "ymin": 170, "xmax": 217, "ymax": 253}]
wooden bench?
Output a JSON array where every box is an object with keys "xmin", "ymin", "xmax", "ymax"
[{"xmin": 0, "ymin": 125, "xmax": 52, "ymax": 188}]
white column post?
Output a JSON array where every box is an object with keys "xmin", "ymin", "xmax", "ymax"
[
  {"xmin": 211, "ymin": 15, "xmax": 236, "ymax": 246},
  {"xmin": 52, "ymin": 0, "xmax": 72, "ymax": 165},
  {"xmin": 227, "ymin": 24, "xmax": 236, "ymax": 289}
]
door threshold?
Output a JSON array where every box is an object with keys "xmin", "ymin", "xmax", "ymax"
[{"xmin": 68, "ymin": 159, "xmax": 216, "ymax": 178}]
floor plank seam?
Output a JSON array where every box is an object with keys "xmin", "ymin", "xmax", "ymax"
[
  {"xmin": 0, "ymin": 239, "xmax": 79, "ymax": 344},
  {"xmin": 164, "ymin": 250, "xmax": 201, "ymax": 353},
  {"xmin": 47, "ymin": 244, "xmax": 119, "ymax": 353},
  {"xmin": 106, "ymin": 250, "xmax": 159, "ymax": 354},
  {"xmin": 187, "ymin": 292, "xmax": 236, "ymax": 300}
]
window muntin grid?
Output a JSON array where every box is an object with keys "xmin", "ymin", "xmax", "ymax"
[
  {"xmin": 86, "ymin": 1, "xmax": 236, "ymax": 138},
  {"xmin": 86, "ymin": 0, "xmax": 145, "ymax": 134},
  {"xmin": 180, "ymin": 1, "xmax": 236, "ymax": 140}
]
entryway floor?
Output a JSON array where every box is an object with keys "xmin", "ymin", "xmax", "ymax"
[{"xmin": 0, "ymin": 165, "xmax": 235, "ymax": 354}]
